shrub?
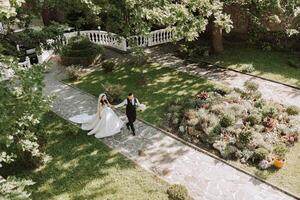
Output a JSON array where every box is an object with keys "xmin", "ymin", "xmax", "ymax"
[
  {"xmin": 101, "ymin": 82, "xmax": 125, "ymax": 103},
  {"xmin": 60, "ymin": 36, "xmax": 102, "ymax": 66},
  {"xmin": 183, "ymin": 98, "xmax": 206, "ymax": 110},
  {"xmin": 167, "ymin": 184, "xmax": 192, "ymax": 200},
  {"xmin": 273, "ymin": 144, "xmax": 287, "ymax": 159},
  {"xmin": 102, "ymin": 59, "xmax": 115, "ymax": 73},
  {"xmin": 222, "ymin": 145, "xmax": 238, "ymax": 159},
  {"xmin": 61, "ymin": 36, "xmax": 101, "ymax": 57},
  {"xmin": 253, "ymin": 148, "xmax": 269, "ymax": 162},
  {"xmin": 177, "ymin": 44, "xmax": 189, "ymax": 59},
  {"xmin": 286, "ymin": 105, "xmax": 300, "ymax": 116},
  {"xmin": 220, "ymin": 114, "xmax": 235, "ymax": 128},
  {"xmin": 246, "ymin": 113, "xmax": 262, "ymax": 126},
  {"xmin": 130, "ymin": 48, "xmax": 149, "ymax": 67},
  {"xmin": 262, "ymin": 105, "xmax": 278, "ymax": 118},
  {"xmin": 66, "ymin": 65, "xmax": 83, "ymax": 80},
  {"xmin": 237, "ymin": 130, "xmax": 253, "ymax": 148},
  {"xmin": 195, "ymin": 109, "xmax": 219, "ymax": 135},
  {"xmin": 254, "ymin": 99, "xmax": 265, "ymax": 108},
  {"xmin": 0, "ymin": 176, "xmax": 35, "ymax": 200},
  {"xmin": 214, "ymin": 84, "xmax": 233, "ymax": 96},
  {"xmin": 239, "ymin": 64, "xmax": 255, "ymax": 73},
  {"xmin": 238, "ymin": 149, "xmax": 254, "ymax": 163},
  {"xmin": 211, "ymin": 104, "xmax": 225, "ymax": 115},
  {"xmin": 244, "ymin": 81, "xmax": 259, "ymax": 92}
]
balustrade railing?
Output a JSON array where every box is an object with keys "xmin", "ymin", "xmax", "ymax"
[
  {"xmin": 148, "ymin": 28, "xmax": 175, "ymax": 46},
  {"xmin": 60, "ymin": 28, "xmax": 177, "ymax": 52},
  {"xmin": 18, "ymin": 56, "xmax": 31, "ymax": 68},
  {"xmin": 80, "ymin": 31, "xmax": 127, "ymax": 51},
  {"xmin": 127, "ymin": 35, "xmax": 149, "ymax": 50},
  {"xmin": 17, "ymin": 28, "xmax": 177, "ymax": 67}
]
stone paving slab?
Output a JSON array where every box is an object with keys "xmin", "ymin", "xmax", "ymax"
[{"xmin": 43, "ymin": 62, "xmax": 296, "ymax": 200}]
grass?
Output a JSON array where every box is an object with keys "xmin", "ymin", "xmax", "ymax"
[
  {"xmin": 71, "ymin": 61, "xmax": 300, "ymax": 197},
  {"xmin": 72, "ymin": 63, "xmax": 215, "ymax": 125},
  {"xmin": 13, "ymin": 113, "xmax": 169, "ymax": 200},
  {"xmin": 202, "ymin": 44, "xmax": 300, "ymax": 88}
]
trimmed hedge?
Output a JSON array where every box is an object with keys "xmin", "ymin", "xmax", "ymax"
[
  {"xmin": 167, "ymin": 184, "xmax": 193, "ymax": 200},
  {"xmin": 60, "ymin": 36, "xmax": 102, "ymax": 66}
]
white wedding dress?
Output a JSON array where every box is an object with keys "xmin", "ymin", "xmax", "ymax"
[{"xmin": 70, "ymin": 104, "xmax": 124, "ymax": 138}]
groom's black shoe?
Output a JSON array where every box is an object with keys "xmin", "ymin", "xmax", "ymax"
[{"xmin": 132, "ymin": 132, "xmax": 136, "ymax": 136}]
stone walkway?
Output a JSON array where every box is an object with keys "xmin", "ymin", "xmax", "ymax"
[
  {"xmin": 43, "ymin": 61, "xmax": 296, "ymax": 200},
  {"xmin": 147, "ymin": 46, "xmax": 300, "ymax": 108}
]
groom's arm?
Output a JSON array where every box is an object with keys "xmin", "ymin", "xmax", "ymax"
[
  {"xmin": 135, "ymin": 98, "xmax": 141, "ymax": 106},
  {"xmin": 115, "ymin": 99, "xmax": 127, "ymax": 108}
]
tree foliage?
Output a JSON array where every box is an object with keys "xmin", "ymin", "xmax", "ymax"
[
  {"xmin": 0, "ymin": 176, "xmax": 35, "ymax": 200},
  {"xmin": 0, "ymin": 53, "xmax": 50, "ymax": 200},
  {"xmin": 0, "ymin": 55, "xmax": 50, "ymax": 168},
  {"xmin": 224, "ymin": 0, "xmax": 300, "ymax": 35}
]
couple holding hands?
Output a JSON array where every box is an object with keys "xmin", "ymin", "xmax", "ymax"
[{"xmin": 70, "ymin": 93, "xmax": 146, "ymax": 138}]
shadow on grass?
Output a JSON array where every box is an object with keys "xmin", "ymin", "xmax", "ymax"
[
  {"xmin": 200, "ymin": 43, "xmax": 300, "ymax": 88},
  {"xmin": 7, "ymin": 113, "xmax": 168, "ymax": 200}
]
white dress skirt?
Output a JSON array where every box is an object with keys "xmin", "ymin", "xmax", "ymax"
[{"xmin": 69, "ymin": 106, "xmax": 124, "ymax": 138}]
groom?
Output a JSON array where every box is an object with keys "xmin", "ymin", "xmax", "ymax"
[{"xmin": 115, "ymin": 93, "xmax": 140, "ymax": 136}]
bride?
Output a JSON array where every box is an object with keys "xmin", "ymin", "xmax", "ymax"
[{"xmin": 69, "ymin": 93, "xmax": 124, "ymax": 138}]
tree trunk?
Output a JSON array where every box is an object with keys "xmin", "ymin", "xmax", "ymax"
[
  {"xmin": 211, "ymin": 24, "xmax": 224, "ymax": 54},
  {"xmin": 41, "ymin": 7, "xmax": 51, "ymax": 26}
]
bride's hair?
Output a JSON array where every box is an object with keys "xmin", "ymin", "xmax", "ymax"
[{"xmin": 100, "ymin": 94, "xmax": 108, "ymax": 105}]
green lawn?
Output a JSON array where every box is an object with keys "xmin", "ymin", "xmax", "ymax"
[
  {"xmin": 16, "ymin": 113, "xmax": 169, "ymax": 200},
  {"xmin": 72, "ymin": 63, "xmax": 215, "ymax": 125},
  {"xmin": 203, "ymin": 45, "xmax": 300, "ymax": 87},
  {"xmin": 72, "ymin": 62, "xmax": 300, "ymax": 197}
]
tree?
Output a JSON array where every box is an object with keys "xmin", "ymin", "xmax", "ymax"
[
  {"xmin": 223, "ymin": 0, "xmax": 300, "ymax": 49},
  {"xmin": 0, "ymin": 2, "xmax": 51, "ymax": 199},
  {"xmin": 120, "ymin": 0, "xmax": 233, "ymax": 53}
]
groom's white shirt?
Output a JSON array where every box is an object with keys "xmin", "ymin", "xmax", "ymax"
[{"xmin": 115, "ymin": 98, "xmax": 140, "ymax": 108}]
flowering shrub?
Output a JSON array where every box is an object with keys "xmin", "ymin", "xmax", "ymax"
[
  {"xmin": 0, "ymin": 176, "xmax": 34, "ymax": 200},
  {"xmin": 66, "ymin": 65, "xmax": 84, "ymax": 80},
  {"xmin": 166, "ymin": 81, "xmax": 300, "ymax": 169},
  {"xmin": 0, "ymin": 55, "xmax": 50, "ymax": 198},
  {"xmin": 101, "ymin": 82, "xmax": 125, "ymax": 103}
]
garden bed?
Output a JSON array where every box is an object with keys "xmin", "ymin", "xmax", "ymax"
[{"xmin": 165, "ymin": 81, "xmax": 300, "ymax": 171}]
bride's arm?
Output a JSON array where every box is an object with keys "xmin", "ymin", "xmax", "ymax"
[
  {"xmin": 114, "ymin": 99, "xmax": 126, "ymax": 108},
  {"xmin": 97, "ymin": 103, "xmax": 103, "ymax": 118}
]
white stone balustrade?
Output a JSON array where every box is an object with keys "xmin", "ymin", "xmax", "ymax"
[
  {"xmin": 80, "ymin": 31, "xmax": 127, "ymax": 51},
  {"xmin": 17, "ymin": 28, "xmax": 177, "ymax": 66},
  {"xmin": 148, "ymin": 28, "xmax": 175, "ymax": 46},
  {"xmin": 18, "ymin": 56, "xmax": 31, "ymax": 68},
  {"xmin": 60, "ymin": 28, "xmax": 177, "ymax": 52}
]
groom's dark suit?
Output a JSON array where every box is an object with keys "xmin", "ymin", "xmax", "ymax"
[
  {"xmin": 115, "ymin": 97, "xmax": 140, "ymax": 135},
  {"xmin": 126, "ymin": 98, "xmax": 137, "ymax": 135}
]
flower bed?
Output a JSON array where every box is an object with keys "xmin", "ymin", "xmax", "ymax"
[{"xmin": 165, "ymin": 81, "xmax": 300, "ymax": 170}]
